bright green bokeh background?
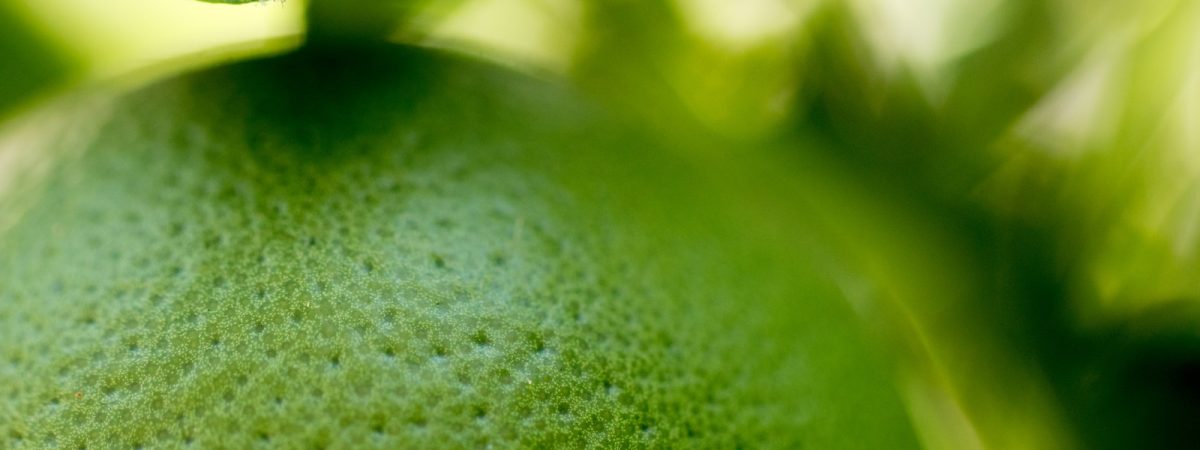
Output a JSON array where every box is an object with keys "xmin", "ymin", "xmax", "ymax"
[{"xmin": 4, "ymin": 1, "xmax": 1200, "ymax": 449}]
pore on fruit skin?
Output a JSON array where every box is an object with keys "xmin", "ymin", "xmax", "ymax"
[{"xmin": 0, "ymin": 44, "xmax": 918, "ymax": 449}]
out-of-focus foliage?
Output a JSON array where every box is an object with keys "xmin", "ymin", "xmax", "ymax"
[
  {"xmin": 0, "ymin": 2, "xmax": 76, "ymax": 120},
  {"xmin": 6, "ymin": 0, "xmax": 1200, "ymax": 448},
  {"xmin": 307, "ymin": 0, "xmax": 467, "ymax": 42},
  {"xmin": 790, "ymin": 1, "xmax": 1200, "ymax": 448},
  {"xmin": 6, "ymin": 0, "xmax": 301, "ymax": 93}
]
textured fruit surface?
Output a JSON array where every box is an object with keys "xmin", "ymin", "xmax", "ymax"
[{"xmin": 0, "ymin": 45, "xmax": 917, "ymax": 448}]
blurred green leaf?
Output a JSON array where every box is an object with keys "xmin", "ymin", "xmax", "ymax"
[
  {"xmin": 0, "ymin": 2, "xmax": 77, "ymax": 121},
  {"xmin": 570, "ymin": 1, "xmax": 713, "ymax": 147},
  {"xmin": 788, "ymin": 1, "xmax": 1200, "ymax": 448},
  {"xmin": 785, "ymin": 2, "xmax": 1097, "ymax": 449},
  {"xmin": 306, "ymin": 0, "xmax": 466, "ymax": 43}
]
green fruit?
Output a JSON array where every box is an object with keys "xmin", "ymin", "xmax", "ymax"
[{"xmin": 0, "ymin": 44, "xmax": 916, "ymax": 448}]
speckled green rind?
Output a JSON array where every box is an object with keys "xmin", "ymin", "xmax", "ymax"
[{"xmin": 0, "ymin": 45, "xmax": 917, "ymax": 449}]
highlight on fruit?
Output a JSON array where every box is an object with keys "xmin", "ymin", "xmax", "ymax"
[{"xmin": 1, "ymin": 1, "xmax": 1197, "ymax": 449}]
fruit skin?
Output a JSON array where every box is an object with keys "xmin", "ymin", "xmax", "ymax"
[{"xmin": 0, "ymin": 44, "xmax": 917, "ymax": 448}]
